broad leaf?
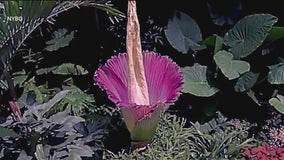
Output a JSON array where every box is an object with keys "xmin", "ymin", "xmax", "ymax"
[
  {"xmin": 49, "ymin": 109, "xmax": 85, "ymax": 132},
  {"xmin": 269, "ymin": 94, "xmax": 284, "ymax": 114},
  {"xmin": 35, "ymin": 144, "xmax": 45, "ymax": 160},
  {"xmin": 165, "ymin": 10, "xmax": 202, "ymax": 54},
  {"xmin": 268, "ymin": 63, "xmax": 284, "ymax": 84},
  {"xmin": 182, "ymin": 63, "xmax": 219, "ymax": 97},
  {"xmin": 0, "ymin": 126, "xmax": 20, "ymax": 138},
  {"xmin": 234, "ymin": 72, "xmax": 259, "ymax": 92},
  {"xmin": 266, "ymin": 26, "xmax": 284, "ymax": 42},
  {"xmin": 223, "ymin": 14, "xmax": 278, "ymax": 59},
  {"xmin": 214, "ymin": 50, "xmax": 250, "ymax": 80},
  {"xmin": 53, "ymin": 63, "xmax": 88, "ymax": 75},
  {"xmin": 202, "ymin": 35, "xmax": 216, "ymax": 47},
  {"xmin": 45, "ymin": 28, "xmax": 75, "ymax": 51},
  {"xmin": 26, "ymin": 90, "xmax": 69, "ymax": 120},
  {"xmin": 36, "ymin": 67, "xmax": 56, "ymax": 75},
  {"xmin": 17, "ymin": 151, "xmax": 32, "ymax": 160},
  {"xmin": 36, "ymin": 63, "xmax": 88, "ymax": 76},
  {"xmin": 67, "ymin": 144, "xmax": 94, "ymax": 158},
  {"xmin": 214, "ymin": 35, "xmax": 223, "ymax": 54}
]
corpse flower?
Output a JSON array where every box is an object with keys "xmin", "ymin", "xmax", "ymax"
[{"xmin": 94, "ymin": 0, "xmax": 183, "ymax": 149}]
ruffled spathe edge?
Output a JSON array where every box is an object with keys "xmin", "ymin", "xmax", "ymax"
[{"xmin": 94, "ymin": 52, "xmax": 183, "ymax": 120}]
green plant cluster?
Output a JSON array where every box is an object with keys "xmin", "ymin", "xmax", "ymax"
[
  {"xmin": 104, "ymin": 112, "xmax": 256, "ymax": 160},
  {"xmin": 0, "ymin": 1, "xmax": 124, "ymax": 159},
  {"xmin": 0, "ymin": 90, "xmax": 102, "ymax": 159}
]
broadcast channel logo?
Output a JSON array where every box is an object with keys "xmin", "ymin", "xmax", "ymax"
[{"xmin": 0, "ymin": 3, "xmax": 23, "ymax": 22}]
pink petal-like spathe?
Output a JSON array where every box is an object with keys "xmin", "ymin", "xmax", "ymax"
[
  {"xmin": 94, "ymin": 52, "xmax": 183, "ymax": 141},
  {"xmin": 94, "ymin": 52, "xmax": 183, "ymax": 117},
  {"xmin": 143, "ymin": 53, "xmax": 183, "ymax": 105},
  {"xmin": 94, "ymin": 53, "xmax": 128, "ymax": 104}
]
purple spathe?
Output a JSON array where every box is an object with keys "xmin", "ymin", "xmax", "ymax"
[{"xmin": 94, "ymin": 51, "xmax": 183, "ymax": 141}]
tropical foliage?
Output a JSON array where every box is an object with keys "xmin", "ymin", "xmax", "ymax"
[
  {"xmin": 165, "ymin": 10, "xmax": 284, "ymax": 116},
  {"xmin": 1, "ymin": 0, "xmax": 284, "ymax": 160}
]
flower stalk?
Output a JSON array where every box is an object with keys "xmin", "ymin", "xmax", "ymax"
[{"xmin": 126, "ymin": 0, "xmax": 150, "ymax": 106}]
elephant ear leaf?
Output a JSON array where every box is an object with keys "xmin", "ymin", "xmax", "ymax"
[
  {"xmin": 269, "ymin": 94, "xmax": 284, "ymax": 114},
  {"xmin": 234, "ymin": 72, "xmax": 259, "ymax": 92},
  {"xmin": 182, "ymin": 63, "xmax": 219, "ymax": 97},
  {"xmin": 214, "ymin": 50, "xmax": 250, "ymax": 80},
  {"xmin": 268, "ymin": 63, "xmax": 284, "ymax": 84},
  {"xmin": 223, "ymin": 14, "xmax": 277, "ymax": 59},
  {"xmin": 165, "ymin": 10, "xmax": 203, "ymax": 54}
]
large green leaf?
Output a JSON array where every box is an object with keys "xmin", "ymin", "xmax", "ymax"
[
  {"xmin": 164, "ymin": 10, "xmax": 202, "ymax": 54},
  {"xmin": 214, "ymin": 50, "xmax": 250, "ymax": 80},
  {"xmin": 182, "ymin": 63, "xmax": 219, "ymax": 97},
  {"xmin": 53, "ymin": 63, "xmax": 88, "ymax": 75},
  {"xmin": 0, "ymin": 126, "xmax": 20, "ymax": 138},
  {"xmin": 45, "ymin": 28, "xmax": 75, "ymax": 51},
  {"xmin": 266, "ymin": 26, "xmax": 284, "ymax": 42},
  {"xmin": 26, "ymin": 90, "xmax": 69, "ymax": 120},
  {"xmin": 234, "ymin": 72, "xmax": 259, "ymax": 92},
  {"xmin": 223, "ymin": 14, "xmax": 278, "ymax": 59},
  {"xmin": 268, "ymin": 63, "xmax": 284, "ymax": 84},
  {"xmin": 269, "ymin": 94, "xmax": 284, "ymax": 114}
]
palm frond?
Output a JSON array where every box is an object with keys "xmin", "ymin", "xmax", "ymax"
[
  {"xmin": 0, "ymin": 0, "xmax": 57, "ymax": 74},
  {"xmin": 0, "ymin": 0, "xmax": 124, "ymax": 77},
  {"xmin": 48, "ymin": 0, "xmax": 125, "ymax": 24}
]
